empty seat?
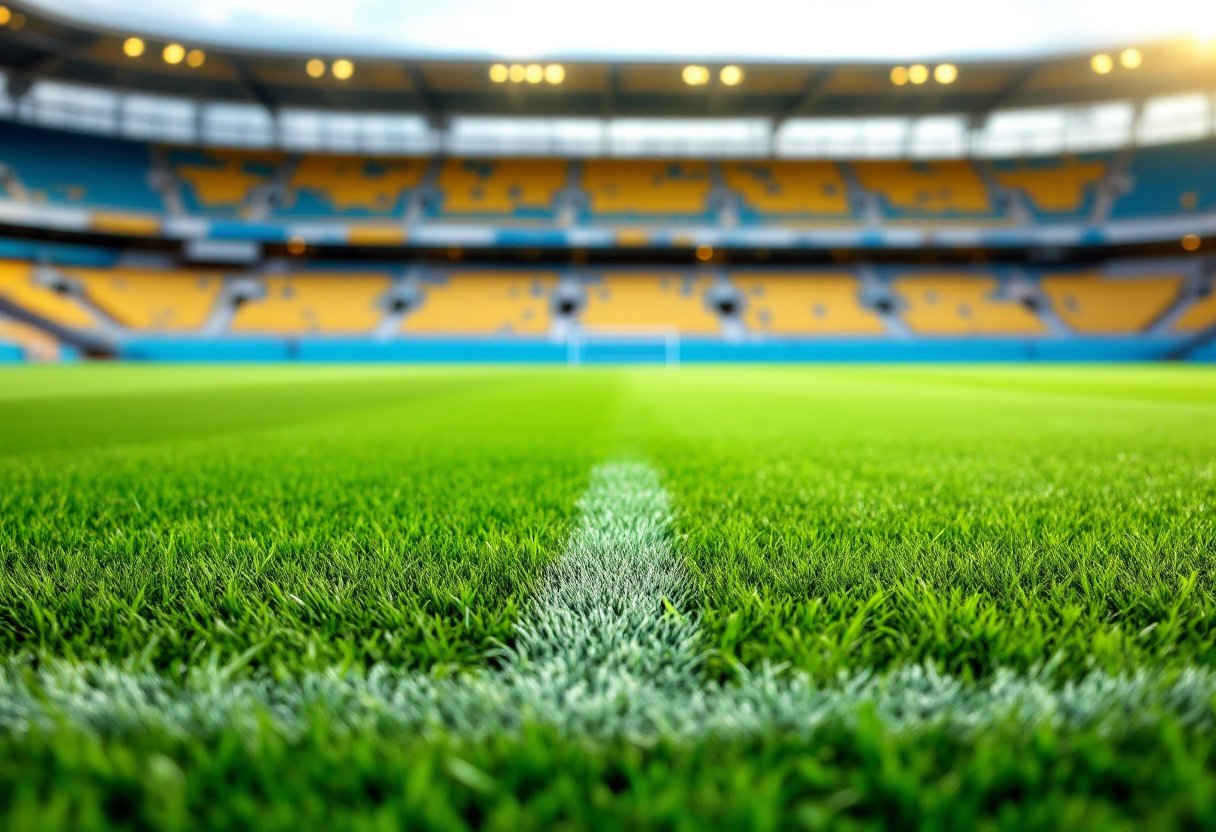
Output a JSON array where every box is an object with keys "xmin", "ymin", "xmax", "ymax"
[
  {"xmin": 723, "ymin": 162, "xmax": 854, "ymax": 220},
  {"xmin": 581, "ymin": 161, "xmax": 713, "ymax": 218},
  {"xmin": 432, "ymin": 160, "xmax": 568, "ymax": 218},
  {"xmin": 169, "ymin": 149, "xmax": 285, "ymax": 214},
  {"xmin": 1173, "ymin": 291, "xmax": 1216, "ymax": 333},
  {"xmin": 1040, "ymin": 273, "xmax": 1183, "ymax": 333},
  {"xmin": 991, "ymin": 156, "xmax": 1108, "ymax": 219},
  {"xmin": 0, "ymin": 261, "xmax": 94, "ymax": 328},
  {"xmin": 280, "ymin": 156, "xmax": 428, "ymax": 217},
  {"xmin": 893, "ymin": 274, "xmax": 1046, "ymax": 335},
  {"xmin": 66, "ymin": 268, "xmax": 223, "ymax": 330},
  {"xmin": 852, "ymin": 161, "xmax": 996, "ymax": 217},
  {"xmin": 231, "ymin": 274, "xmax": 390, "ymax": 333},
  {"xmin": 580, "ymin": 273, "xmax": 719, "ymax": 334},
  {"xmin": 732, "ymin": 273, "xmax": 884, "ymax": 334},
  {"xmin": 402, "ymin": 272, "xmax": 555, "ymax": 335}
]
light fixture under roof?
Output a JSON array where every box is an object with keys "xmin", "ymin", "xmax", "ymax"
[
  {"xmin": 186, "ymin": 49, "xmax": 205, "ymax": 68},
  {"xmin": 123, "ymin": 37, "xmax": 145, "ymax": 57},
  {"xmin": 332, "ymin": 59, "xmax": 354, "ymax": 80},
  {"xmin": 890, "ymin": 66, "xmax": 909, "ymax": 85},
  {"xmin": 908, "ymin": 64, "xmax": 929, "ymax": 84},
  {"xmin": 1121, "ymin": 48, "xmax": 1142, "ymax": 68},
  {"xmin": 682, "ymin": 65, "xmax": 710, "ymax": 85},
  {"xmin": 163, "ymin": 43, "xmax": 185, "ymax": 65},
  {"xmin": 720, "ymin": 65, "xmax": 743, "ymax": 86},
  {"xmin": 489, "ymin": 63, "xmax": 508, "ymax": 83},
  {"xmin": 1091, "ymin": 53, "xmax": 1113, "ymax": 74},
  {"xmin": 306, "ymin": 59, "xmax": 325, "ymax": 78},
  {"xmin": 544, "ymin": 64, "xmax": 565, "ymax": 84},
  {"xmin": 934, "ymin": 63, "xmax": 957, "ymax": 84}
]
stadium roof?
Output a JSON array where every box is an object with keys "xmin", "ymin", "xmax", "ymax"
[{"xmin": 0, "ymin": 1, "xmax": 1214, "ymax": 123}]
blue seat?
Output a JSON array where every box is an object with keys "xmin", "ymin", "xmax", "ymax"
[{"xmin": 1110, "ymin": 141, "xmax": 1216, "ymax": 218}]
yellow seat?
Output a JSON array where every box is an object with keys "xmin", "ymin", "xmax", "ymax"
[
  {"xmin": 172, "ymin": 150, "xmax": 285, "ymax": 212},
  {"xmin": 1041, "ymin": 273, "xmax": 1183, "ymax": 333},
  {"xmin": 992, "ymin": 158, "xmax": 1107, "ymax": 216},
  {"xmin": 1173, "ymin": 292, "xmax": 1216, "ymax": 333},
  {"xmin": 231, "ymin": 274, "xmax": 390, "ymax": 333},
  {"xmin": 853, "ymin": 161, "xmax": 993, "ymax": 216},
  {"xmin": 435, "ymin": 160, "xmax": 568, "ymax": 216},
  {"xmin": 0, "ymin": 260, "xmax": 94, "ymax": 328},
  {"xmin": 580, "ymin": 273, "xmax": 719, "ymax": 334},
  {"xmin": 0, "ymin": 317, "xmax": 61, "ymax": 360},
  {"xmin": 582, "ymin": 161, "xmax": 712, "ymax": 217},
  {"xmin": 894, "ymin": 274, "xmax": 1045, "ymax": 334},
  {"xmin": 722, "ymin": 162, "xmax": 852, "ymax": 218},
  {"xmin": 402, "ymin": 272, "xmax": 555, "ymax": 335},
  {"xmin": 732, "ymin": 273, "xmax": 884, "ymax": 334},
  {"xmin": 66, "ymin": 268, "xmax": 222, "ymax": 330},
  {"xmin": 284, "ymin": 156, "xmax": 427, "ymax": 215}
]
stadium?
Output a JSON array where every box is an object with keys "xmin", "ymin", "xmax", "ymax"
[{"xmin": 2, "ymin": 0, "xmax": 1216, "ymax": 828}]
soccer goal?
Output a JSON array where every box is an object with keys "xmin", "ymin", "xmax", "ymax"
[{"xmin": 567, "ymin": 327, "xmax": 680, "ymax": 366}]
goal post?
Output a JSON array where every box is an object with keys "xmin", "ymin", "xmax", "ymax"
[{"xmin": 567, "ymin": 327, "xmax": 680, "ymax": 366}]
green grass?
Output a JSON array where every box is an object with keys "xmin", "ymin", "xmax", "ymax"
[{"xmin": 2, "ymin": 364, "xmax": 1216, "ymax": 829}]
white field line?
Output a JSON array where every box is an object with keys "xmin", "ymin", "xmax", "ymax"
[{"xmin": 3, "ymin": 461, "xmax": 1216, "ymax": 741}]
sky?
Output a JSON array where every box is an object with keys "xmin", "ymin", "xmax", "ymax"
[{"xmin": 25, "ymin": 0, "xmax": 1216, "ymax": 61}]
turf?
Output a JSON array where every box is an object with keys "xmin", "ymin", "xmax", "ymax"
[{"xmin": 2, "ymin": 364, "xmax": 1216, "ymax": 829}]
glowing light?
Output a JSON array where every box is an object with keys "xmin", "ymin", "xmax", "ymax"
[
  {"xmin": 1091, "ymin": 53, "xmax": 1113, "ymax": 74},
  {"xmin": 890, "ymin": 66, "xmax": 909, "ymax": 85},
  {"xmin": 332, "ymin": 59, "xmax": 354, "ymax": 80},
  {"xmin": 509, "ymin": 64, "xmax": 526, "ymax": 82},
  {"xmin": 287, "ymin": 237, "xmax": 306, "ymax": 255},
  {"xmin": 720, "ymin": 65, "xmax": 743, "ymax": 86},
  {"xmin": 1120, "ymin": 48, "xmax": 1142, "ymax": 69},
  {"xmin": 162, "ymin": 44, "xmax": 185, "ymax": 65},
  {"xmin": 934, "ymin": 63, "xmax": 958, "ymax": 84},
  {"xmin": 123, "ymin": 37, "xmax": 145, "ymax": 58},
  {"xmin": 186, "ymin": 49, "xmax": 205, "ymax": 68},
  {"xmin": 1182, "ymin": 234, "xmax": 1201, "ymax": 252},
  {"xmin": 0, "ymin": 7, "xmax": 10, "ymax": 26},
  {"xmin": 545, "ymin": 64, "xmax": 565, "ymax": 84},
  {"xmin": 682, "ymin": 65, "xmax": 710, "ymax": 85},
  {"xmin": 908, "ymin": 64, "xmax": 929, "ymax": 84},
  {"xmin": 525, "ymin": 63, "xmax": 543, "ymax": 83},
  {"xmin": 306, "ymin": 59, "xmax": 326, "ymax": 78},
  {"xmin": 695, "ymin": 244, "xmax": 714, "ymax": 261},
  {"xmin": 489, "ymin": 63, "xmax": 509, "ymax": 83}
]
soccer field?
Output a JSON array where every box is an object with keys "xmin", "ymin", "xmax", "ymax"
[{"xmin": 3, "ymin": 364, "xmax": 1216, "ymax": 829}]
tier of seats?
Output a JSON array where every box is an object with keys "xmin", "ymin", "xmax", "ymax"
[
  {"xmin": 279, "ymin": 156, "xmax": 427, "ymax": 217},
  {"xmin": 0, "ymin": 316, "xmax": 62, "ymax": 360},
  {"xmin": 65, "ymin": 268, "xmax": 223, "ymax": 330},
  {"xmin": 1040, "ymin": 273, "xmax": 1184, "ymax": 333},
  {"xmin": 723, "ymin": 162, "xmax": 855, "ymax": 221},
  {"xmin": 168, "ymin": 149, "xmax": 285, "ymax": 215},
  {"xmin": 581, "ymin": 161, "xmax": 713, "ymax": 219},
  {"xmin": 853, "ymin": 161, "xmax": 996, "ymax": 218},
  {"xmin": 894, "ymin": 274, "xmax": 1046, "ymax": 334},
  {"xmin": 580, "ymin": 273, "xmax": 720, "ymax": 333},
  {"xmin": 0, "ymin": 260, "xmax": 95, "ymax": 328},
  {"xmin": 230, "ymin": 274, "xmax": 391, "ymax": 333},
  {"xmin": 1170, "ymin": 290, "xmax": 1216, "ymax": 333},
  {"xmin": 990, "ymin": 156, "xmax": 1109, "ymax": 220},
  {"xmin": 732, "ymin": 273, "xmax": 884, "ymax": 334},
  {"xmin": 1111, "ymin": 142, "xmax": 1216, "ymax": 218},
  {"xmin": 402, "ymin": 272, "xmax": 555, "ymax": 334},
  {"xmin": 431, "ymin": 160, "xmax": 568, "ymax": 218}
]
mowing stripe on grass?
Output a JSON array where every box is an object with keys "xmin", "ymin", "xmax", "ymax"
[{"xmin": 3, "ymin": 461, "xmax": 1216, "ymax": 741}]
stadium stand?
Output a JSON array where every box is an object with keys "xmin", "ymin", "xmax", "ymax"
[
  {"xmin": 230, "ymin": 273, "xmax": 390, "ymax": 333},
  {"xmin": 279, "ymin": 156, "xmax": 427, "ymax": 217},
  {"xmin": 1040, "ymin": 272, "xmax": 1184, "ymax": 332},
  {"xmin": 64, "ymin": 268, "xmax": 223, "ymax": 330},
  {"xmin": 581, "ymin": 161, "xmax": 714, "ymax": 219},
  {"xmin": 0, "ymin": 122, "xmax": 162, "ymax": 213},
  {"xmin": 893, "ymin": 273, "xmax": 1047, "ymax": 334},
  {"xmin": 402, "ymin": 271, "xmax": 555, "ymax": 335},
  {"xmin": 431, "ymin": 159, "xmax": 568, "ymax": 219},
  {"xmin": 1171, "ymin": 289, "xmax": 1216, "ymax": 333},
  {"xmin": 580, "ymin": 273, "xmax": 720, "ymax": 334},
  {"xmin": 1110, "ymin": 141, "xmax": 1216, "ymax": 218},
  {"xmin": 732, "ymin": 273, "xmax": 885, "ymax": 334},
  {"xmin": 722, "ymin": 162, "xmax": 855, "ymax": 221},
  {"xmin": 852, "ymin": 160, "xmax": 998, "ymax": 218},
  {"xmin": 168, "ymin": 149, "xmax": 285, "ymax": 214},
  {"xmin": 990, "ymin": 156, "xmax": 1109, "ymax": 220},
  {"xmin": 0, "ymin": 316, "xmax": 62, "ymax": 360},
  {"xmin": 0, "ymin": 260, "xmax": 95, "ymax": 328}
]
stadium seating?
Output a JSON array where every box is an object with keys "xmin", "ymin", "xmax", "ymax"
[
  {"xmin": 0, "ymin": 316, "xmax": 61, "ymax": 360},
  {"xmin": 0, "ymin": 260, "xmax": 95, "ymax": 328},
  {"xmin": 168, "ymin": 149, "xmax": 285, "ymax": 214},
  {"xmin": 431, "ymin": 159, "xmax": 568, "ymax": 219},
  {"xmin": 990, "ymin": 156, "xmax": 1109, "ymax": 220},
  {"xmin": 0, "ymin": 121, "xmax": 163, "ymax": 212},
  {"xmin": 852, "ymin": 161, "xmax": 997, "ymax": 218},
  {"xmin": 402, "ymin": 272, "xmax": 555, "ymax": 335},
  {"xmin": 279, "ymin": 156, "xmax": 427, "ymax": 217},
  {"xmin": 893, "ymin": 274, "xmax": 1046, "ymax": 334},
  {"xmin": 581, "ymin": 161, "xmax": 713, "ymax": 219},
  {"xmin": 722, "ymin": 162, "xmax": 854, "ymax": 221},
  {"xmin": 580, "ymin": 273, "xmax": 720, "ymax": 334},
  {"xmin": 1171, "ymin": 290, "xmax": 1216, "ymax": 333},
  {"xmin": 732, "ymin": 273, "xmax": 885, "ymax": 334},
  {"xmin": 1110, "ymin": 141, "xmax": 1216, "ymax": 218},
  {"xmin": 1040, "ymin": 273, "xmax": 1184, "ymax": 332},
  {"xmin": 64, "ymin": 268, "xmax": 223, "ymax": 330},
  {"xmin": 230, "ymin": 273, "xmax": 391, "ymax": 333}
]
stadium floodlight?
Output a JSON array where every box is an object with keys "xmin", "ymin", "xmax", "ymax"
[
  {"xmin": 1182, "ymin": 234, "xmax": 1201, "ymax": 251},
  {"xmin": 934, "ymin": 64, "xmax": 958, "ymax": 84},
  {"xmin": 545, "ymin": 64, "xmax": 565, "ymax": 84},
  {"xmin": 890, "ymin": 66, "xmax": 909, "ymax": 86},
  {"xmin": 720, "ymin": 66, "xmax": 743, "ymax": 86},
  {"xmin": 123, "ymin": 37, "xmax": 145, "ymax": 58},
  {"xmin": 525, "ymin": 64, "xmax": 544, "ymax": 84},
  {"xmin": 1121, "ymin": 48, "xmax": 1142, "ymax": 69},
  {"xmin": 489, "ymin": 64, "xmax": 509, "ymax": 83},
  {"xmin": 332, "ymin": 59, "xmax": 354, "ymax": 80},
  {"xmin": 0, "ymin": 6, "xmax": 9, "ymax": 26},
  {"xmin": 306, "ymin": 59, "xmax": 326, "ymax": 78},
  {"xmin": 163, "ymin": 44, "xmax": 186, "ymax": 65},
  {"xmin": 682, "ymin": 65, "xmax": 710, "ymax": 85},
  {"xmin": 1091, "ymin": 53, "xmax": 1114, "ymax": 74},
  {"xmin": 186, "ymin": 49, "xmax": 206, "ymax": 68},
  {"xmin": 509, "ymin": 64, "xmax": 526, "ymax": 82},
  {"xmin": 908, "ymin": 64, "xmax": 929, "ymax": 84}
]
